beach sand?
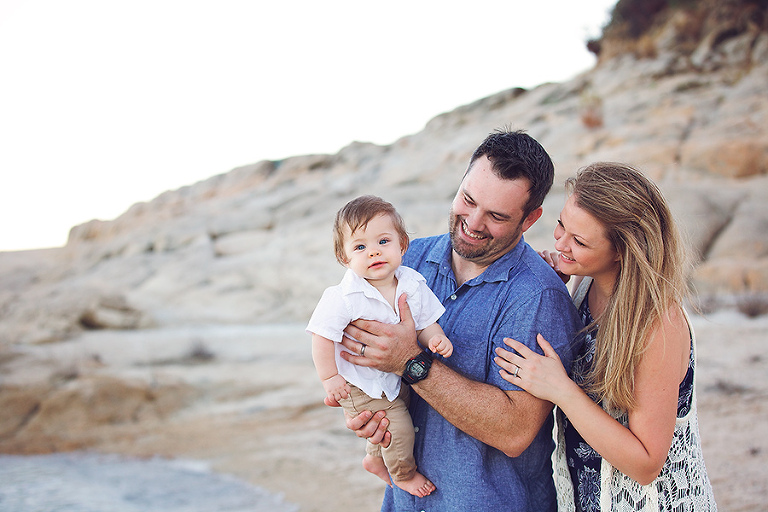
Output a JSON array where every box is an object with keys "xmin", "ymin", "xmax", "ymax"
[{"xmin": 1, "ymin": 312, "xmax": 765, "ymax": 511}]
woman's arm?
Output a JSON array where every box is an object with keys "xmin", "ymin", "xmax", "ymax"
[{"xmin": 496, "ymin": 308, "xmax": 689, "ymax": 484}]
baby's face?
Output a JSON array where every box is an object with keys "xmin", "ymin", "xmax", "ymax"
[{"xmin": 343, "ymin": 213, "xmax": 404, "ymax": 284}]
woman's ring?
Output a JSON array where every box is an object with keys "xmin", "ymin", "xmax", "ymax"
[
  {"xmin": 513, "ymin": 365, "xmax": 520, "ymax": 378},
  {"xmin": 360, "ymin": 344, "xmax": 366, "ymax": 357}
]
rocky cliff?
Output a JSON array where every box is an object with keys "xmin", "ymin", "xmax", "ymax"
[{"xmin": 3, "ymin": 0, "xmax": 766, "ymax": 346}]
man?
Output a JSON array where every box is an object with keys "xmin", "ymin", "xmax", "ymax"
[{"xmin": 338, "ymin": 128, "xmax": 582, "ymax": 511}]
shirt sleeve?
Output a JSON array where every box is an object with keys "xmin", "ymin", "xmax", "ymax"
[
  {"xmin": 411, "ymin": 281, "xmax": 446, "ymax": 332},
  {"xmin": 488, "ymin": 288, "xmax": 581, "ymax": 392},
  {"xmin": 305, "ymin": 286, "xmax": 351, "ymax": 343}
]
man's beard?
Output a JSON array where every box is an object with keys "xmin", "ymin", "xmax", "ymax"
[{"xmin": 448, "ymin": 210, "xmax": 523, "ymax": 264}]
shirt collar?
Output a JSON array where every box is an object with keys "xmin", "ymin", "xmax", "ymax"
[{"xmin": 339, "ymin": 266, "xmax": 420, "ymax": 299}]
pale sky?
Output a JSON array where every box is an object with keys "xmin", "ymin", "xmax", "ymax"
[{"xmin": 0, "ymin": 0, "xmax": 616, "ymax": 252}]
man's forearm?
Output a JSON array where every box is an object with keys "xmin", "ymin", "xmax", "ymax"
[{"xmin": 412, "ymin": 360, "xmax": 553, "ymax": 457}]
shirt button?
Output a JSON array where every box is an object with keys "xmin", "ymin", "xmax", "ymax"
[
  {"xmin": 414, "ymin": 426, "xmax": 420, "ymax": 433},
  {"xmin": 450, "ymin": 294, "xmax": 457, "ymax": 300}
]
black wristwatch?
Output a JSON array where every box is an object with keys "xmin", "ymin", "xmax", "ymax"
[{"xmin": 402, "ymin": 350, "xmax": 433, "ymax": 385}]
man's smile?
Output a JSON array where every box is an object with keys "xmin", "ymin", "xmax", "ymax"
[{"xmin": 461, "ymin": 219, "xmax": 488, "ymax": 240}]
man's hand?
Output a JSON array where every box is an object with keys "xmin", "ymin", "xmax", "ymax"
[
  {"xmin": 340, "ymin": 293, "xmax": 421, "ymax": 375},
  {"xmin": 347, "ymin": 409, "xmax": 392, "ymax": 447},
  {"xmin": 323, "ymin": 397, "xmax": 392, "ymax": 448}
]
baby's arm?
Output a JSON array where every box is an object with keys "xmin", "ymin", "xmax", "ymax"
[
  {"xmin": 311, "ymin": 333, "xmax": 351, "ymax": 401},
  {"xmin": 417, "ymin": 322, "xmax": 453, "ymax": 357}
]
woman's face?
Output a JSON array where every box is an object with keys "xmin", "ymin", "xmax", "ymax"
[{"xmin": 553, "ymin": 194, "xmax": 620, "ymax": 280}]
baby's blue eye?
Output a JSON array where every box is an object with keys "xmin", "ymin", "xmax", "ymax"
[
  {"xmin": 354, "ymin": 244, "xmax": 365, "ymax": 251},
  {"xmin": 379, "ymin": 238, "xmax": 390, "ymax": 245}
]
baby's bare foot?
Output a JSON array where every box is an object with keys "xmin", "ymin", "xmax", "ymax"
[{"xmin": 394, "ymin": 471, "xmax": 436, "ymax": 498}]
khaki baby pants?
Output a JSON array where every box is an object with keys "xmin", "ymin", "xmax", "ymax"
[{"xmin": 338, "ymin": 383, "xmax": 416, "ymax": 482}]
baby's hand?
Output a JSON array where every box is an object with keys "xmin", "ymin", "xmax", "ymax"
[
  {"xmin": 323, "ymin": 374, "xmax": 351, "ymax": 402},
  {"xmin": 428, "ymin": 334, "xmax": 453, "ymax": 358}
]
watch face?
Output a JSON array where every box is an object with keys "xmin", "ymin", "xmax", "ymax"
[
  {"xmin": 403, "ymin": 351, "xmax": 432, "ymax": 384},
  {"xmin": 411, "ymin": 361, "xmax": 427, "ymax": 377}
]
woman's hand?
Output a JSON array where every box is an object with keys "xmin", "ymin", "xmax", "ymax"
[
  {"xmin": 539, "ymin": 250, "xmax": 570, "ymax": 284},
  {"xmin": 494, "ymin": 334, "xmax": 575, "ymax": 405}
]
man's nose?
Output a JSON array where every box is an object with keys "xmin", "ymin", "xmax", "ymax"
[{"xmin": 465, "ymin": 211, "xmax": 484, "ymax": 232}]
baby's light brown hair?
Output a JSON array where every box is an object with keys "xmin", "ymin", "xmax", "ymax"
[{"xmin": 333, "ymin": 195, "xmax": 409, "ymax": 265}]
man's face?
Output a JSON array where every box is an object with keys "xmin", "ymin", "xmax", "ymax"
[{"xmin": 449, "ymin": 156, "xmax": 538, "ymax": 268}]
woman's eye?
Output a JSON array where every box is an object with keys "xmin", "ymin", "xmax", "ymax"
[{"xmin": 574, "ymin": 238, "xmax": 586, "ymax": 247}]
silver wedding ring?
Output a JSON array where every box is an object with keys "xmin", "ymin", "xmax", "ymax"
[
  {"xmin": 360, "ymin": 344, "xmax": 366, "ymax": 357},
  {"xmin": 513, "ymin": 365, "xmax": 520, "ymax": 378}
]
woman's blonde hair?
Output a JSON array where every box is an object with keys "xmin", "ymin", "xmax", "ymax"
[{"xmin": 567, "ymin": 162, "xmax": 690, "ymax": 411}]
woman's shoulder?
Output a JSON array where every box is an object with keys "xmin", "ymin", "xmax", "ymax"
[
  {"xmin": 656, "ymin": 304, "xmax": 689, "ymax": 340},
  {"xmin": 641, "ymin": 304, "xmax": 691, "ymax": 378}
]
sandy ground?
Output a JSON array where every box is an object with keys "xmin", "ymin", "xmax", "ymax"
[{"xmin": 1, "ymin": 313, "xmax": 766, "ymax": 512}]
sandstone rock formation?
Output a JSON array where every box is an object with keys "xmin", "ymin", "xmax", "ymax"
[{"xmin": 4, "ymin": 1, "xmax": 767, "ymax": 346}]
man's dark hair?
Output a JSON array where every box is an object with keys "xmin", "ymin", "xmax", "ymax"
[{"xmin": 467, "ymin": 128, "xmax": 554, "ymax": 216}]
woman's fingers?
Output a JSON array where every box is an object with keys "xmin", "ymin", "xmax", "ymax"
[
  {"xmin": 502, "ymin": 337, "xmax": 536, "ymax": 357},
  {"xmin": 536, "ymin": 334, "xmax": 560, "ymax": 360}
]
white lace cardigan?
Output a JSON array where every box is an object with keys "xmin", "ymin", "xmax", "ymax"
[{"xmin": 551, "ymin": 277, "xmax": 717, "ymax": 511}]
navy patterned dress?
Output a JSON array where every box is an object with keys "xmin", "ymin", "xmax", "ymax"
[{"xmin": 563, "ymin": 295, "xmax": 694, "ymax": 512}]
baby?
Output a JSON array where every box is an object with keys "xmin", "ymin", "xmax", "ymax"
[{"xmin": 306, "ymin": 195, "xmax": 453, "ymax": 497}]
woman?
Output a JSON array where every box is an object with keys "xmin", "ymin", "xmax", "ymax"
[{"xmin": 495, "ymin": 162, "xmax": 716, "ymax": 511}]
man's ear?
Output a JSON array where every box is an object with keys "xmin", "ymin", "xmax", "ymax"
[{"xmin": 521, "ymin": 206, "xmax": 543, "ymax": 233}]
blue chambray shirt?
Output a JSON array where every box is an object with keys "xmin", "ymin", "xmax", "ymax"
[{"xmin": 382, "ymin": 234, "xmax": 582, "ymax": 512}]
